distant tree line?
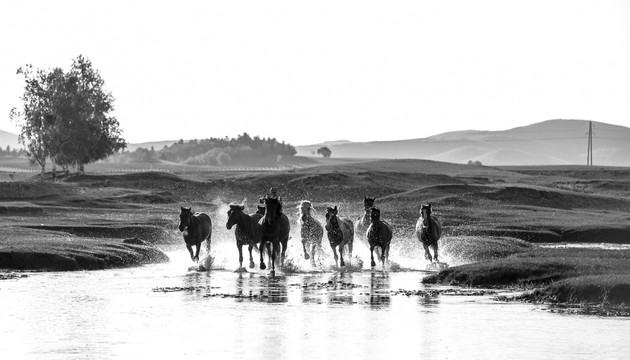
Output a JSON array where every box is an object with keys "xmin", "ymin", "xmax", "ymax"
[
  {"xmin": 0, "ymin": 146, "xmax": 26, "ymax": 158},
  {"xmin": 9, "ymin": 55, "xmax": 126, "ymax": 177},
  {"xmin": 110, "ymin": 133, "xmax": 297, "ymax": 165}
]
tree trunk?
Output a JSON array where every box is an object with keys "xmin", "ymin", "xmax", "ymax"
[
  {"xmin": 78, "ymin": 163, "xmax": 85, "ymax": 175},
  {"xmin": 40, "ymin": 163, "xmax": 46, "ymax": 181}
]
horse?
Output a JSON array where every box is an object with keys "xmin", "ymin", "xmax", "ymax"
[
  {"xmin": 226, "ymin": 203, "xmax": 262, "ymax": 269},
  {"xmin": 355, "ymin": 197, "xmax": 375, "ymax": 243},
  {"xmin": 258, "ymin": 196, "xmax": 290, "ymax": 275},
  {"xmin": 414, "ymin": 203, "xmax": 442, "ymax": 263},
  {"xmin": 366, "ymin": 207, "xmax": 393, "ymax": 268},
  {"xmin": 325, "ymin": 206, "xmax": 354, "ymax": 267},
  {"xmin": 297, "ymin": 200, "xmax": 324, "ymax": 266},
  {"xmin": 178, "ymin": 206, "xmax": 212, "ymax": 262}
]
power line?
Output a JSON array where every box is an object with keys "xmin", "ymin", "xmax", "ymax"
[{"xmin": 586, "ymin": 121, "xmax": 594, "ymax": 166}]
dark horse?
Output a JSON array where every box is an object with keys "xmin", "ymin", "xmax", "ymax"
[
  {"xmin": 178, "ymin": 206, "xmax": 212, "ymax": 262},
  {"xmin": 355, "ymin": 196, "xmax": 375, "ymax": 244},
  {"xmin": 414, "ymin": 203, "xmax": 442, "ymax": 263},
  {"xmin": 258, "ymin": 196, "xmax": 290, "ymax": 275},
  {"xmin": 297, "ymin": 200, "xmax": 324, "ymax": 266},
  {"xmin": 325, "ymin": 206, "xmax": 354, "ymax": 267},
  {"xmin": 366, "ymin": 208, "xmax": 393, "ymax": 268},
  {"xmin": 226, "ymin": 204, "xmax": 262, "ymax": 270}
]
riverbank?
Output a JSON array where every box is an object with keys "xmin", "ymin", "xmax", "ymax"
[
  {"xmin": 427, "ymin": 237, "xmax": 630, "ymax": 315},
  {"xmin": 0, "ymin": 226, "xmax": 169, "ymax": 271}
]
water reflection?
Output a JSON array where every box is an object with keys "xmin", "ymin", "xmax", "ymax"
[
  {"xmin": 299, "ymin": 275, "xmax": 325, "ymax": 305},
  {"xmin": 231, "ymin": 273, "xmax": 289, "ymax": 303},
  {"xmin": 3, "ymin": 267, "xmax": 630, "ymax": 359},
  {"xmin": 326, "ymin": 272, "xmax": 355, "ymax": 306},
  {"xmin": 368, "ymin": 271, "xmax": 391, "ymax": 309},
  {"xmin": 181, "ymin": 271, "xmax": 213, "ymax": 300},
  {"xmin": 259, "ymin": 275, "xmax": 289, "ymax": 303}
]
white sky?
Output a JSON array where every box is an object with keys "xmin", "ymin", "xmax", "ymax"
[{"xmin": 1, "ymin": 0, "xmax": 629, "ymax": 145}]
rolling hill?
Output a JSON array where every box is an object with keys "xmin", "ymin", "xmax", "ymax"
[
  {"xmin": 296, "ymin": 119, "xmax": 630, "ymax": 166},
  {"xmin": 3, "ymin": 119, "xmax": 629, "ymax": 166},
  {"xmin": 0, "ymin": 130, "xmax": 20, "ymax": 150}
]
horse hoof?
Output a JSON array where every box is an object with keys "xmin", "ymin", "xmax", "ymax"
[
  {"xmin": 260, "ymin": 263, "xmax": 266, "ymax": 270},
  {"xmin": 304, "ymin": 253, "xmax": 310, "ymax": 260},
  {"xmin": 249, "ymin": 262, "xmax": 255, "ymax": 269},
  {"xmin": 270, "ymin": 270, "xmax": 276, "ymax": 277},
  {"xmin": 340, "ymin": 261, "xmax": 345, "ymax": 267},
  {"xmin": 371, "ymin": 260, "xmax": 376, "ymax": 267}
]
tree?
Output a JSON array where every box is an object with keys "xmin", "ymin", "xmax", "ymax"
[
  {"xmin": 10, "ymin": 55, "xmax": 126, "ymax": 176},
  {"xmin": 317, "ymin": 146, "xmax": 332, "ymax": 158},
  {"xmin": 9, "ymin": 65, "xmax": 65, "ymax": 176}
]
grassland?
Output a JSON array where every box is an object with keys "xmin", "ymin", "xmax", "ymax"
[{"xmin": 1, "ymin": 157, "xmax": 630, "ymax": 313}]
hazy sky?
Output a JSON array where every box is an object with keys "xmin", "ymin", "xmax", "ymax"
[{"xmin": 1, "ymin": 0, "xmax": 629, "ymax": 145}]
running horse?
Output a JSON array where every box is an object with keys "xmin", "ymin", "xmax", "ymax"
[
  {"xmin": 258, "ymin": 196, "xmax": 290, "ymax": 275},
  {"xmin": 355, "ymin": 196, "xmax": 375, "ymax": 243},
  {"xmin": 414, "ymin": 203, "xmax": 442, "ymax": 263},
  {"xmin": 178, "ymin": 206, "xmax": 212, "ymax": 262},
  {"xmin": 325, "ymin": 206, "xmax": 354, "ymax": 267},
  {"xmin": 366, "ymin": 208, "xmax": 393, "ymax": 268},
  {"xmin": 226, "ymin": 203, "xmax": 262, "ymax": 270},
  {"xmin": 297, "ymin": 200, "xmax": 324, "ymax": 266}
]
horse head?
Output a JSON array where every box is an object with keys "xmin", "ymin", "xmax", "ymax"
[
  {"xmin": 363, "ymin": 197, "xmax": 376, "ymax": 211},
  {"xmin": 262, "ymin": 197, "xmax": 281, "ymax": 226},
  {"xmin": 256, "ymin": 205, "xmax": 266, "ymax": 216},
  {"xmin": 179, "ymin": 206, "xmax": 193, "ymax": 232},
  {"xmin": 421, "ymin": 203, "xmax": 433, "ymax": 225},
  {"xmin": 325, "ymin": 205, "xmax": 339, "ymax": 231},
  {"xmin": 298, "ymin": 200, "xmax": 313, "ymax": 222},
  {"xmin": 226, "ymin": 203, "xmax": 245, "ymax": 230},
  {"xmin": 370, "ymin": 207, "xmax": 381, "ymax": 223}
]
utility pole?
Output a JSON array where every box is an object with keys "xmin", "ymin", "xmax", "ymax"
[{"xmin": 586, "ymin": 121, "xmax": 593, "ymax": 166}]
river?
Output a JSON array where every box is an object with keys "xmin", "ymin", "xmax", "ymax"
[{"xmin": 1, "ymin": 248, "xmax": 629, "ymax": 359}]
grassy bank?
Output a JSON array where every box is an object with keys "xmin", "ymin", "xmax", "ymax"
[{"xmin": 0, "ymin": 226, "xmax": 169, "ymax": 271}]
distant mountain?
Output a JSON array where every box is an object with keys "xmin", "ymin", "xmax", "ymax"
[
  {"xmin": 0, "ymin": 130, "xmax": 20, "ymax": 150},
  {"xmin": 296, "ymin": 119, "xmax": 630, "ymax": 166},
  {"xmin": 296, "ymin": 140, "xmax": 353, "ymax": 156}
]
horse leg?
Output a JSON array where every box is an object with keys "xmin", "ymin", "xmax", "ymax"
[
  {"xmin": 370, "ymin": 245, "xmax": 376, "ymax": 267},
  {"xmin": 281, "ymin": 240, "xmax": 288, "ymax": 266},
  {"xmin": 259, "ymin": 239, "xmax": 267, "ymax": 270},
  {"xmin": 193, "ymin": 243, "xmax": 202, "ymax": 262},
  {"xmin": 432, "ymin": 242, "xmax": 439, "ymax": 263},
  {"xmin": 339, "ymin": 245, "xmax": 346, "ymax": 267},
  {"xmin": 237, "ymin": 243, "xmax": 244, "ymax": 269},
  {"xmin": 310, "ymin": 244, "xmax": 317, "ymax": 266},
  {"xmin": 422, "ymin": 242, "xmax": 433, "ymax": 262},
  {"xmin": 270, "ymin": 243, "xmax": 276, "ymax": 276},
  {"xmin": 302, "ymin": 241, "xmax": 310, "ymax": 260},
  {"xmin": 247, "ymin": 243, "xmax": 255, "ymax": 269},
  {"xmin": 331, "ymin": 245, "xmax": 339, "ymax": 267},
  {"xmin": 186, "ymin": 244, "xmax": 194, "ymax": 262},
  {"xmin": 348, "ymin": 241, "xmax": 353, "ymax": 266}
]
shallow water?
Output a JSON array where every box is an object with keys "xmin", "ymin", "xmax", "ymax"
[{"xmin": 1, "ymin": 249, "xmax": 629, "ymax": 359}]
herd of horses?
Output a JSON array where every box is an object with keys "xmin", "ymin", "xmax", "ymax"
[{"xmin": 178, "ymin": 192, "xmax": 442, "ymax": 275}]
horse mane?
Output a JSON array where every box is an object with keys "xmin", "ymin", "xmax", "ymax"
[
  {"xmin": 297, "ymin": 200, "xmax": 314, "ymax": 215},
  {"xmin": 229, "ymin": 202, "xmax": 245, "ymax": 211}
]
